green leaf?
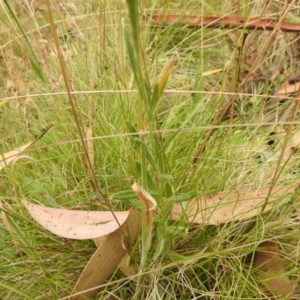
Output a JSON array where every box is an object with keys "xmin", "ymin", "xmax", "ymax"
[
  {"xmin": 0, "ymin": 224, "xmax": 6, "ymax": 249},
  {"xmin": 134, "ymin": 138, "xmax": 156, "ymax": 170},
  {"xmin": 164, "ymin": 182, "xmax": 173, "ymax": 198},
  {"xmin": 125, "ymin": 0, "xmax": 140, "ymax": 52},
  {"xmin": 129, "ymin": 199, "xmax": 143, "ymax": 210},
  {"xmin": 29, "ymin": 57, "xmax": 46, "ymax": 83},
  {"xmin": 83, "ymin": 193, "xmax": 97, "ymax": 204},
  {"xmin": 135, "ymin": 161, "xmax": 156, "ymax": 191},
  {"xmin": 111, "ymin": 190, "xmax": 137, "ymax": 200},
  {"xmin": 44, "ymin": 198, "xmax": 59, "ymax": 208},
  {"xmin": 158, "ymin": 174, "xmax": 173, "ymax": 181},
  {"xmin": 124, "ymin": 29, "xmax": 138, "ymax": 83},
  {"xmin": 126, "ymin": 121, "xmax": 137, "ymax": 134},
  {"xmin": 165, "ymin": 225, "xmax": 187, "ymax": 238},
  {"xmin": 150, "ymin": 83, "xmax": 160, "ymax": 114},
  {"xmin": 171, "ymin": 191, "xmax": 199, "ymax": 203},
  {"xmin": 158, "ymin": 129, "xmax": 181, "ymax": 156}
]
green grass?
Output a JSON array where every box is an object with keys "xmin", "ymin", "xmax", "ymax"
[{"xmin": 1, "ymin": 0, "xmax": 300, "ymax": 299}]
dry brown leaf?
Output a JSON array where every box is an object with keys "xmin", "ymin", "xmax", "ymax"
[
  {"xmin": 0, "ymin": 125, "xmax": 52, "ymax": 171},
  {"xmin": 170, "ymin": 182, "xmax": 299, "ymax": 224},
  {"xmin": 131, "ymin": 183, "xmax": 157, "ymax": 211},
  {"xmin": 132, "ymin": 183, "xmax": 157, "ymax": 230},
  {"xmin": 118, "ymin": 253, "xmax": 138, "ymax": 282},
  {"xmin": 93, "ymin": 236, "xmax": 107, "ymax": 248},
  {"xmin": 278, "ymin": 81, "xmax": 300, "ymax": 98},
  {"xmin": 86, "ymin": 127, "xmax": 94, "ymax": 170},
  {"xmin": 255, "ymin": 241, "xmax": 295, "ymax": 298},
  {"xmin": 69, "ymin": 209, "xmax": 141, "ymax": 300},
  {"xmin": 0, "ymin": 141, "xmax": 34, "ymax": 171},
  {"xmin": 282, "ymin": 147, "xmax": 294, "ymax": 158},
  {"xmin": 22, "ymin": 200, "xmax": 131, "ymax": 239}
]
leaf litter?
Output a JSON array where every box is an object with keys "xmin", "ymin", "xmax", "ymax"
[
  {"xmin": 69, "ymin": 209, "xmax": 141, "ymax": 300},
  {"xmin": 255, "ymin": 241, "xmax": 295, "ymax": 298},
  {"xmin": 22, "ymin": 184, "xmax": 148, "ymax": 299},
  {"xmin": 170, "ymin": 181, "xmax": 300, "ymax": 224},
  {"xmin": 22, "ymin": 178, "xmax": 300, "ymax": 299},
  {"xmin": 0, "ymin": 141, "xmax": 35, "ymax": 171},
  {"xmin": 22, "ymin": 200, "xmax": 131, "ymax": 240}
]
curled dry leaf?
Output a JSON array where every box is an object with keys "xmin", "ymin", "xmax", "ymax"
[
  {"xmin": 69, "ymin": 209, "xmax": 141, "ymax": 300},
  {"xmin": 0, "ymin": 142, "xmax": 34, "ymax": 171},
  {"xmin": 0, "ymin": 125, "xmax": 52, "ymax": 171},
  {"xmin": 118, "ymin": 253, "xmax": 138, "ymax": 282},
  {"xmin": 255, "ymin": 241, "xmax": 295, "ymax": 298},
  {"xmin": 170, "ymin": 182, "xmax": 300, "ymax": 224},
  {"xmin": 22, "ymin": 200, "xmax": 131, "ymax": 240},
  {"xmin": 132, "ymin": 182, "xmax": 157, "ymax": 230},
  {"xmin": 131, "ymin": 183, "xmax": 157, "ymax": 211}
]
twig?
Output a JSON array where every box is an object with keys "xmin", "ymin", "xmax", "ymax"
[{"xmin": 148, "ymin": 14, "xmax": 300, "ymax": 32}]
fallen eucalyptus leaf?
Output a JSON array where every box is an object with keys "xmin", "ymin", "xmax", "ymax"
[
  {"xmin": 69, "ymin": 209, "xmax": 141, "ymax": 300},
  {"xmin": 0, "ymin": 142, "xmax": 34, "ymax": 171},
  {"xmin": 93, "ymin": 236, "xmax": 107, "ymax": 248},
  {"xmin": 0, "ymin": 125, "xmax": 52, "ymax": 171},
  {"xmin": 22, "ymin": 200, "xmax": 130, "ymax": 239},
  {"xmin": 170, "ymin": 182, "xmax": 300, "ymax": 224},
  {"xmin": 255, "ymin": 241, "xmax": 295, "ymax": 298}
]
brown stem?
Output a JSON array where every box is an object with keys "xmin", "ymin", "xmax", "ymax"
[{"xmin": 148, "ymin": 14, "xmax": 300, "ymax": 32}]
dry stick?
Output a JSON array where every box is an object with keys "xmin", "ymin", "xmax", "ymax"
[
  {"xmin": 149, "ymin": 14, "xmax": 300, "ymax": 33},
  {"xmin": 45, "ymin": 1, "xmax": 124, "ymax": 231}
]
